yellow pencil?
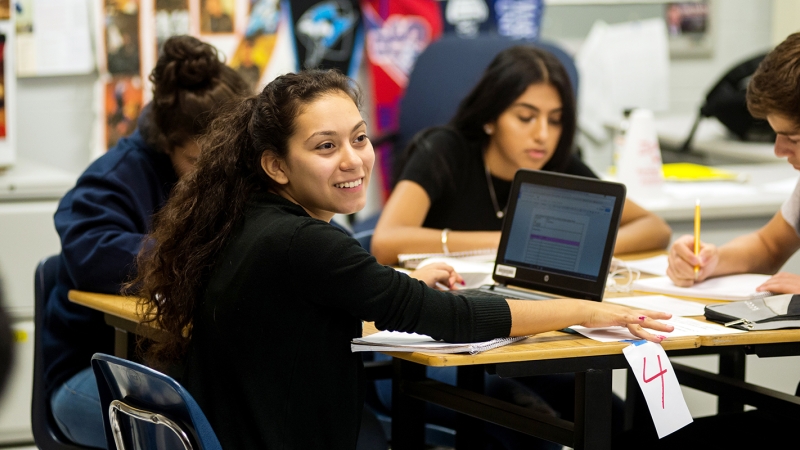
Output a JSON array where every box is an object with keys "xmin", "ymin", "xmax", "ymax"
[{"xmin": 694, "ymin": 199, "xmax": 701, "ymax": 278}]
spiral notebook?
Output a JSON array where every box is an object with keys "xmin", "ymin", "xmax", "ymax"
[
  {"xmin": 351, "ymin": 331, "xmax": 527, "ymax": 355},
  {"xmin": 632, "ymin": 274, "xmax": 773, "ymax": 301}
]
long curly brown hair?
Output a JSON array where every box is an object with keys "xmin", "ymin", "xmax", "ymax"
[{"xmin": 128, "ymin": 70, "xmax": 361, "ymax": 364}]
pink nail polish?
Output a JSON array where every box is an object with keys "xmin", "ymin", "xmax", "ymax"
[
  {"xmin": 461, "ymin": 280, "xmax": 466, "ymax": 286},
  {"xmin": 658, "ymin": 335, "xmax": 666, "ymax": 340},
  {"xmin": 639, "ymin": 316, "xmax": 646, "ymax": 320}
]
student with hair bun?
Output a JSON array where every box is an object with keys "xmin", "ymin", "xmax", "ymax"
[{"xmin": 44, "ymin": 35, "xmax": 250, "ymax": 448}]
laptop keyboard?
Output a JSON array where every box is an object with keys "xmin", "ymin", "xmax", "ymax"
[{"xmin": 453, "ymin": 286, "xmax": 554, "ymax": 301}]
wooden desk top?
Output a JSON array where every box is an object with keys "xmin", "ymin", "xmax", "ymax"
[
  {"xmin": 69, "ymin": 250, "xmax": 800, "ymax": 367},
  {"xmin": 362, "ymin": 322, "xmax": 700, "ymax": 367},
  {"xmin": 69, "ymin": 290, "xmax": 146, "ymax": 321}
]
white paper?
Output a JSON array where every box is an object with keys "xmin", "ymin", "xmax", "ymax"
[
  {"xmin": 632, "ymin": 274, "xmax": 773, "ymax": 301},
  {"xmin": 417, "ymin": 256, "xmax": 495, "ymax": 289},
  {"xmin": 16, "ymin": 0, "xmax": 95, "ymax": 77},
  {"xmin": 622, "ymin": 255, "xmax": 669, "ymax": 276},
  {"xmin": 605, "ymin": 295, "xmax": 706, "ymax": 317},
  {"xmin": 623, "ymin": 342, "xmax": 692, "ymax": 438},
  {"xmin": 571, "ymin": 316, "xmax": 746, "ymax": 343}
]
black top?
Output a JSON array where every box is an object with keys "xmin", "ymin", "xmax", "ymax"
[
  {"xmin": 399, "ymin": 127, "xmax": 598, "ymax": 231},
  {"xmin": 182, "ymin": 192, "xmax": 512, "ymax": 450}
]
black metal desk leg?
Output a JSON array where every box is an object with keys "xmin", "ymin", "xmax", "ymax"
[
  {"xmin": 455, "ymin": 365, "xmax": 486, "ymax": 450},
  {"xmin": 114, "ymin": 328, "xmax": 129, "ymax": 359},
  {"xmin": 574, "ymin": 369, "xmax": 612, "ymax": 450},
  {"xmin": 392, "ymin": 359, "xmax": 426, "ymax": 450},
  {"xmin": 718, "ymin": 350, "xmax": 746, "ymax": 413}
]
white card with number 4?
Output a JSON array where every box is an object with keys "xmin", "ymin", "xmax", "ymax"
[{"xmin": 623, "ymin": 341, "xmax": 693, "ymax": 438}]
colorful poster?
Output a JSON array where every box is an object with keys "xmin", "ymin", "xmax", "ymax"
[
  {"xmin": 441, "ymin": 0, "xmax": 492, "ymax": 37},
  {"xmin": 105, "ymin": 0, "xmax": 141, "ymax": 75},
  {"xmin": 200, "ymin": 0, "xmax": 235, "ymax": 34},
  {"xmin": 362, "ymin": 0, "xmax": 442, "ymax": 200},
  {"xmin": 440, "ymin": 0, "xmax": 543, "ymax": 40},
  {"xmin": 105, "ymin": 77, "xmax": 143, "ymax": 149},
  {"xmin": 229, "ymin": 0, "xmax": 281, "ymax": 91},
  {"xmin": 156, "ymin": 0, "xmax": 191, "ymax": 53},
  {"xmin": 285, "ymin": 0, "xmax": 363, "ymax": 76}
]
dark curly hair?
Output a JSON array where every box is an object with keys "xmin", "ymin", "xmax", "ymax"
[
  {"xmin": 140, "ymin": 35, "xmax": 252, "ymax": 153},
  {"xmin": 129, "ymin": 70, "xmax": 360, "ymax": 364}
]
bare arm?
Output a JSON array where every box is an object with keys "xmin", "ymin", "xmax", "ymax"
[
  {"xmin": 507, "ymin": 298, "xmax": 673, "ymax": 342},
  {"xmin": 613, "ymin": 198, "xmax": 672, "ymax": 255},
  {"xmin": 716, "ymin": 211, "xmax": 800, "ymax": 275},
  {"xmin": 371, "ymin": 181, "xmax": 501, "ymax": 264}
]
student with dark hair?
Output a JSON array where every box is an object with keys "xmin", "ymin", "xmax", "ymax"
[
  {"xmin": 371, "ymin": 45, "xmax": 671, "ymax": 265},
  {"xmin": 45, "ymin": 35, "xmax": 251, "ymax": 448},
  {"xmin": 619, "ymin": 31, "xmax": 800, "ymax": 450},
  {"xmin": 369, "ymin": 45, "xmax": 671, "ymax": 448},
  {"xmin": 130, "ymin": 69, "xmax": 672, "ymax": 450},
  {"xmin": 668, "ymin": 32, "xmax": 800, "ymax": 293}
]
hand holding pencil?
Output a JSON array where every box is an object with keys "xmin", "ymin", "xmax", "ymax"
[{"xmin": 666, "ymin": 215, "xmax": 720, "ymax": 287}]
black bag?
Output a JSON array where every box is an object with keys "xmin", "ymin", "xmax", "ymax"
[
  {"xmin": 704, "ymin": 294, "xmax": 800, "ymax": 331},
  {"xmin": 681, "ymin": 53, "xmax": 775, "ymax": 151}
]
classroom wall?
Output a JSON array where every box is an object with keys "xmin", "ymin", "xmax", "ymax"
[
  {"xmin": 541, "ymin": 0, "xmax": 773, "ymax": 115},
  {"xmin": 15, "ymin": 0, "xmax": 776, "ymax": 177}
]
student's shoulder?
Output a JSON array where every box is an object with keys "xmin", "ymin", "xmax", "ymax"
[
  {"xmin": 81, "ymin": 131, "xmax": 171, "ymax": 182},
  {"xmin": 562, "ymin": 154, "xmax": 599, "ymax": 179},
  {"xmin": 412, "ymin": 127, "xmax": 468, "ymax": 156}
]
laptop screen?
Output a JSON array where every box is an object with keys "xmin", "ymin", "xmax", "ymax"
[
  {"xmin": 493, "ymin": 170, "xmax": 626, "ymax": 301},
  {"xmin": 503, "ymin": 183, "xmax": 617, "ymax": 281}
]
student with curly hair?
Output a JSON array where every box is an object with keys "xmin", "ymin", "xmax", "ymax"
[
  {"xmin": 131, "ymin": 68, "xmax": 672, "ymax": 449},
  {"xmin": 45, "ymin": 35, "xmax": 250, "ymax": 448}
]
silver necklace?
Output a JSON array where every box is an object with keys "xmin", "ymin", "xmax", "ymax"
[{"xmin": 484, "ymin": 165, "xmax": 505, "ymax": 219}]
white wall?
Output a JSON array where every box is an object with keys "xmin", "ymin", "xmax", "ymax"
[{"xmin": 541, "ymin": 0, "xmax": 773, "ymax": 115}]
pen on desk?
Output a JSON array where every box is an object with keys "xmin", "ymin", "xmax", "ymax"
[{"xmin": 694, "ymin": 199, "xmax": 701, "ymax": 279}]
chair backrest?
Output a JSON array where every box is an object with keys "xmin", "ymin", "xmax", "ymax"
[
  {"xmin": 394, "ymin": 35, "xmax": 579, "ymax": 177},
  {"xmin": 91, "ymin": 353, "xmax": 222, "ymax": 450},
  {"xmin": 31, "ymin": 254, "xmax": 90, "ymax": 450}
]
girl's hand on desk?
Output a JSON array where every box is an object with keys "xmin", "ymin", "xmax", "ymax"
[
  {"xmin": 757, "ymin": 272, "xmax": 800, "ymax": 294},
  {"xmin": 667, "ymin": 234, "xmax": 719, "ymax": 286},
  {"xmin": 582, "ymin": 303, "xmax": 674, "ymax": 343},
  {"xmin": 409, "ymin": 262, "xmax": 465, "ymax": 290}
]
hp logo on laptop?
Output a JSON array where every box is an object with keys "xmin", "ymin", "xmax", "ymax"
[{"xmin": 544, "ymin": 275, "xmax": 549, "ymax": 282}]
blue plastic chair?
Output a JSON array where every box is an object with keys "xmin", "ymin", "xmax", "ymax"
[
  {"xmin": 91, "ymin": 353, "xmax": 221, "ymax": 450},
  {"xmin": 32, "ymin": 255, "xmax": 92, "ymax": 450}
]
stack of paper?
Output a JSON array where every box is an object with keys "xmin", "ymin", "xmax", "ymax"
[{"xmin": 351, "ymin": 331, "xmax": 526, "ymax": 355}]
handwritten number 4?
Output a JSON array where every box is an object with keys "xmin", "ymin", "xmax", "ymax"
[{"xmin": 642, "ymin": 355, "xmax": 667, "ymax": 409}]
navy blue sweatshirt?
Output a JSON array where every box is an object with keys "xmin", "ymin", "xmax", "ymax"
[{"xmin": 43, "ymin": 123, "xmax": 177, "ymax": 397}]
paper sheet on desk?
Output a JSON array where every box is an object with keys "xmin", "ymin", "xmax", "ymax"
[
  {"xmin": 416, "ymin": 257, "xmax": 494, "ymax": 289},
  {"xmin": 571, "ymin": 316, "xmax": 745, "ymax": 343},
  {"xmin": 620, "ymin": 255, "xmax": 668, "ymax": 276},
  {"xmin": 606, "ymin": 295, "xmax": 705, "ymax": 316}
]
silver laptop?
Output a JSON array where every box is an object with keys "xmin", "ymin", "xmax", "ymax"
[{"xmin": 465, "ymin": 169, "xmax": 626, "ymax": 302}]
